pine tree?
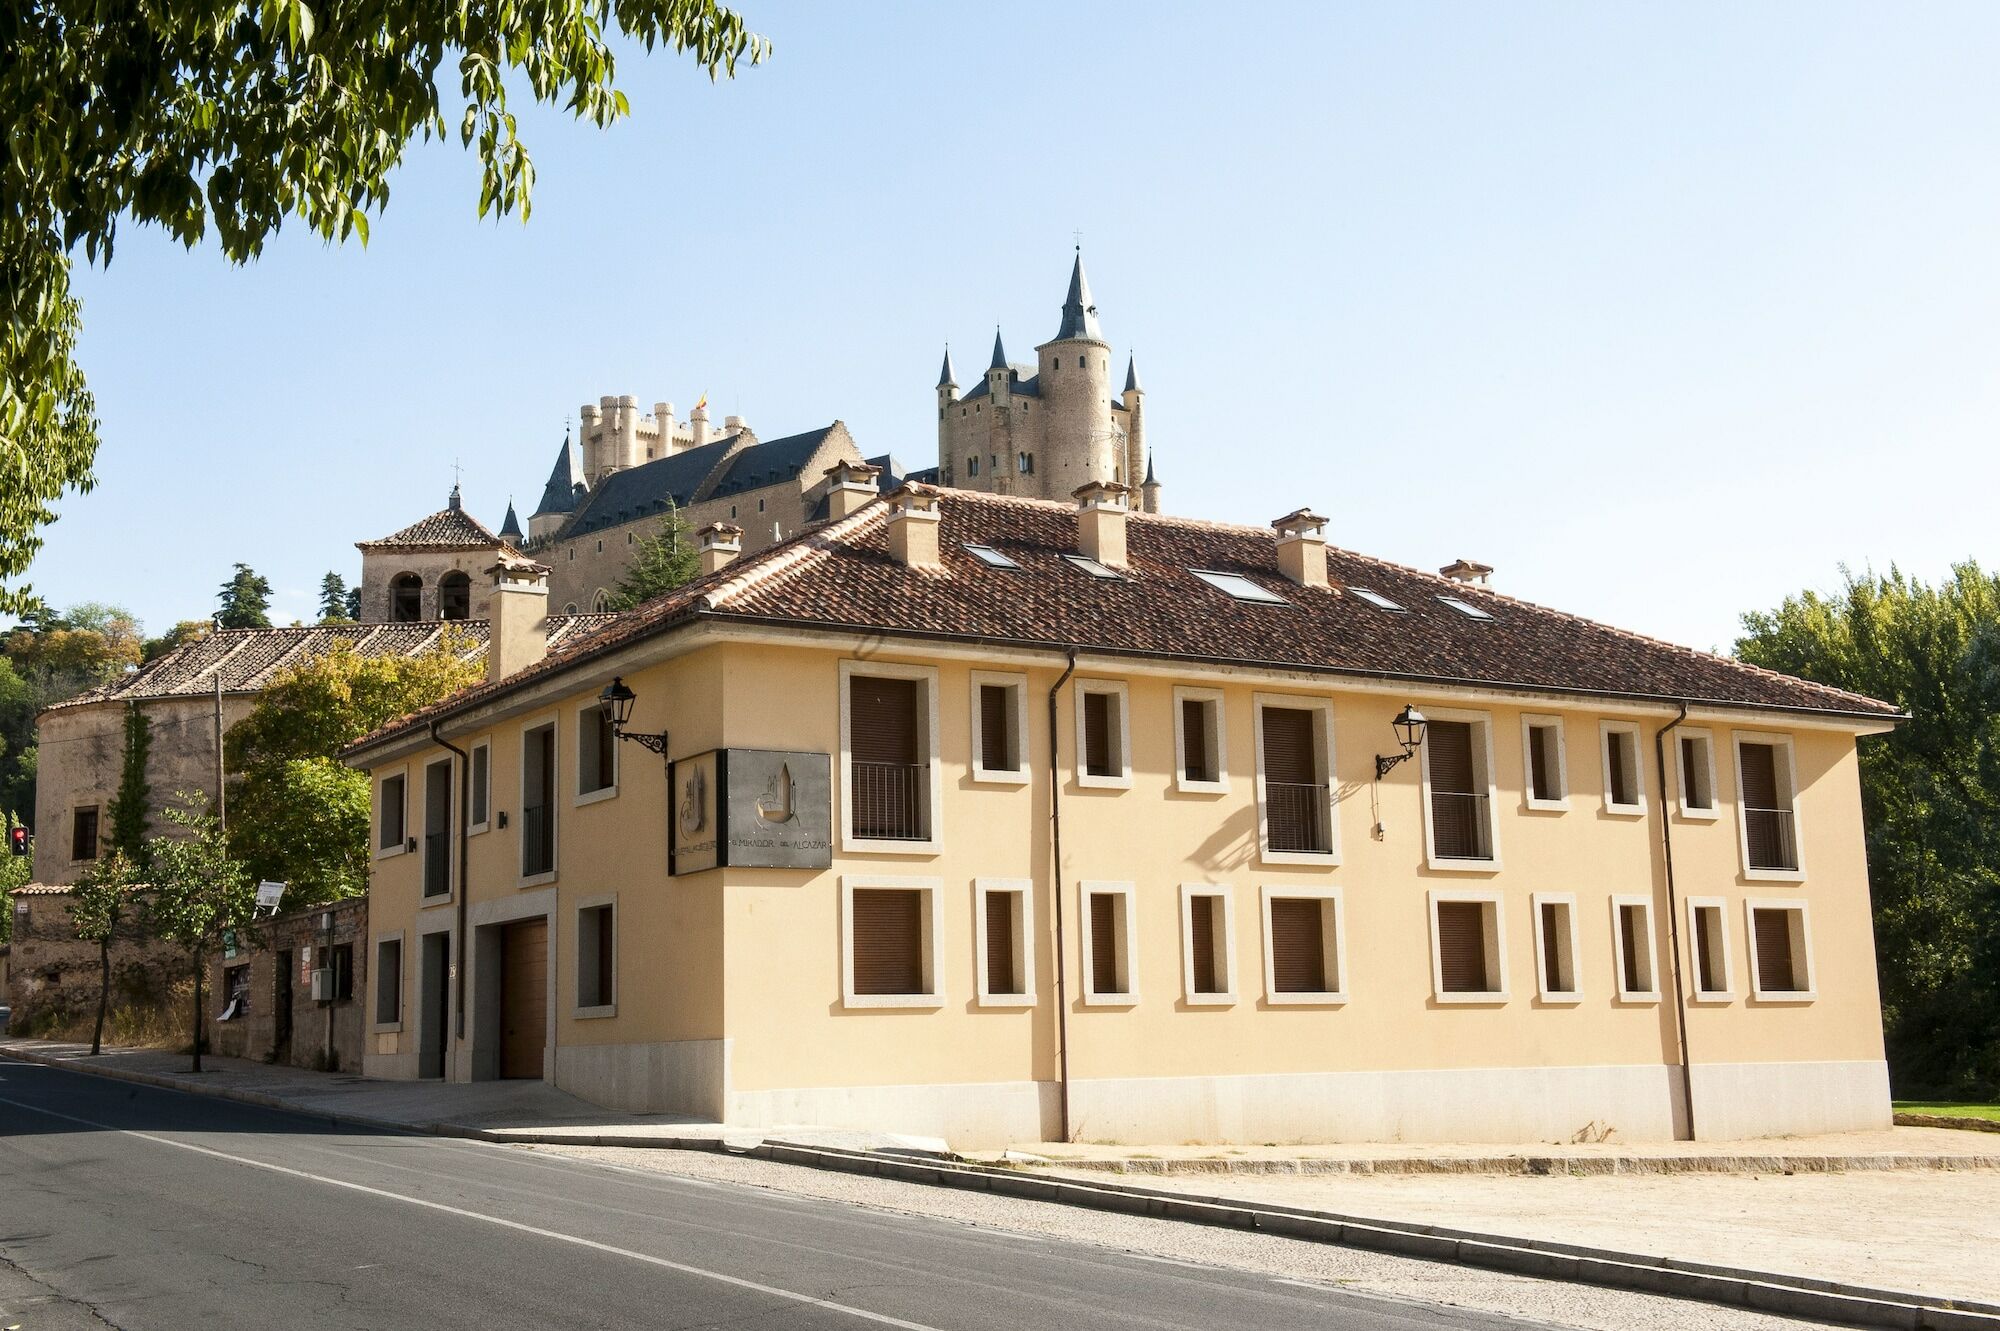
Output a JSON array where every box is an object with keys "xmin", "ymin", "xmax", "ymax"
[
  {"xmin": 608, "ymin": 502, "xmax": 701, "ymax": 610},
  {"xmin": 318, "ymin": 572, "xmax": 352, "ymax": 622},
  {"xmin": 216, "ymin": 563, "xmax": 273, "ymax": 629},
  {"xmin": 344, "ymin": 586, "xmax": 362, "ymax": 620}
]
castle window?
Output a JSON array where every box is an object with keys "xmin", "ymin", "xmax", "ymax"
[
  {"xmin": 961, "ymin": 408, "xmax": 967, "ymax": 417},
  {"xmin": 1018, "ymin": 452, "xmax": 1033, "ymax": 474},
  {"xmin": 595, "ymin": 539, "xmax": 603, "ymax": 553},
  {"xmin": 758, "ymin": 498, "xmax": 766, "ymax": 513},
  {"xmin": 438, "ymin": 571, "xmax": 471, "ymax": 621},
  {"xmin": 1078, "ymin": 355, "xmax": 1086, "ymax": 368},
  {"xmin": 389, "ymin": 573, "xmax": 422, "ymax": 622},
  {"xmin": 967, "ymin": 456, "xmax": 979, "ymax": 477}
]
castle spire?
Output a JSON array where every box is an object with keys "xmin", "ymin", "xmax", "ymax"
[
  {"xmin": 1054, "ymin": 247, "xmax": 1104, "ymax": 342},
  {"xmin": 499, "ymin": 499, "xmax": 523, "ymax": 543},
  {"xmin": 938, "ymin": 344, "xmax": 957, "ymax": 388},
  {"xmin": 1124, "ymin": 351, "xmax": 1142, "ymax": 394},
  {"xmin": 989, "ymin": 326, "xmax": 1007, "ymax": 371}
]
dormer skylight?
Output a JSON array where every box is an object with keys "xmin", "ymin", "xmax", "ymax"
[
  {"xmin": 1438, "ymin": 594, "xmax": 1494, "ymax": 620},
  {"xmin": 1350, "ymin": 588, "xmax": 1405, "ymax": 612},
  {"xmin": 1062, "ymin": 554, "xmax": 1125, "ymax": 581},
  {"xmin": 1190, "ymin": 569, "xmax": 1287, "ymax": 605},
  {"xmin": 964, "ymin": 543, "xmax": 1020, "ymax": 570}
]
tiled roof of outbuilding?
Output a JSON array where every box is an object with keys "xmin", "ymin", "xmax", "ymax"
[
  {"xmin": 347, "ymin": 491, "xmax": 1898, "ymax": 756},
  {"xmin": 357, "ymin": 504, "xmax": 507, "ymax": 551}
]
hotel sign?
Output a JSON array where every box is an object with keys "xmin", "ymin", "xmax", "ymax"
[{"xmin": 669, "ymin": 748, "xmax": 832, "ymax": 875}]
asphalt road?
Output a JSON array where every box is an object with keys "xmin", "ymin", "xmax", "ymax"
[{"xmin": 0, "ymin": 1059, "xmax": 1549, "ymax": 1331}]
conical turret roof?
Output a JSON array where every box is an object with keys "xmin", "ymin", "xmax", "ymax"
[
  {"xmin": 1053, "ymin": 249, "xmax": 1105, "ymax": 342},
  {"xmin": 988, "ymin": 327, "xmax": 1008, "ymax": 370},
  {"xmin": 938, "ymin": 345, "xmax": 957, "ymax": 388},
  {"xmin": 532, "ymin": 432, "xmax": 582, "ymax": 519},
  {"xmin": 1125, "ymin": 352, "xmax": 1142, "ymax": 394},
  {"xmin": 499, "ymin": 500, "xmax": 523, "ymax": 541}
]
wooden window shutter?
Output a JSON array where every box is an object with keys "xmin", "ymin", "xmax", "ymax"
[
  {"xmin": 1429, "ymin": 721, "xmax": 1475, "ymax": 793},
  {"xmin": 1083, "ymin": 692, "xmax": 1114, "ymax": 776},
  {"xmin": 597, "ymin": 909, "xmax": 615, "ymax": 1006},
  {"xmin": 851, "ymin": 677, "xmax": 918, "ymax": 765},
  {"xmin": 1089, "ymin": 893, "xmax": 1123, "ymax": 993},
  {"xmin": 1739, "ymin": 743, "xmax": 1779, "ymax": 808},
  {"xmin": 1620, "ymin": 905, "xmax": 1646, "ymax": 992},
  {"xmin": 1540, "ymin": 902, "xmax": 1564, "ymax": 992},
  {"xmin": 1270, "ymin": 898, "xmax": 1327, "ymax": 993},
  {"xmin": 1182, "ymin": 699, "xmax": 1213, "ymax": 783},
  {"xmin": 1260, "ymin": 707, "xmax": 1317, "ymax": 785},
  {"xmin": 1694, "ymin": 911, "xmax": 1721, "ymax": 992},
  {"xmin": 1680, "ymin": 736, "xmax": 1707, "ymax": 806},
  {"xmin": 1754, "ymin": 909, "xmax": 1797, "ymax": 991},
  {"xmin": 1428, "ymin": 721, "xmax": 1485, "ymax": 858},
  {"xmin": 1528, "ymin": 727, "xmax": 1553, "ymax": 800},
  {"xmin": 984, "ymin": 891, "xmax": 1019, "ymax": 994},
  {"xmin": 1436, "ymin": 901, "xmax": 1487, "ymax": 992},
  {"xmin": 1607, "ymin": 732, "xmax": 1634, "ymax": 806},
  {"xmin": 851, "ymin": 889, "xmax": 924, "ymax": 995},
  {"xmin": 979, "ymin": 685, "xmax": 1013, "ymax": 772},
  {"xmin": 1189, "ymin": 896, "xmax": 1217, "ymax": 993}
]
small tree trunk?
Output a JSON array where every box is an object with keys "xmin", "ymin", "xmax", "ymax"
[
  {"xmin": 190, "ymin": 944, "xmax": 204, "ymax": 1073},
  {"xmin": 91, "ymin": 936, "xmax": 110, "ymax": 1056}
]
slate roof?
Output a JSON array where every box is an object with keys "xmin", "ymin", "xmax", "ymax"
[
  {"xmin": 560, "ymin": 425, "xmax": 840, "ymax": 539},
  {"xmin": 961, "ymin": 367, "xmax": 1041, "ymax": 401},
  {"xmin": 348, "ymin": 491, "xmax": 1899, "ymax": 756},
  {"xmin": 533, "ymin": 435, "xmax": 582, "ymax": 519},
  {"xmin": 499, "ymin": 502, "xmax": 524, "ymax": 541},
  {"xmin": 49, "ymin": 616, "xmax": 619, "ymax": 713},
  {"xmin": 1054, "ymin": 251, "xmax": 1105, "ymax": 342},
  {"xmin": 357, "ymin": 502, "xmax": 507, "ymax": 551}
]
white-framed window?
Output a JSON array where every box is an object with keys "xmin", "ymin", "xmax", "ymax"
[
  {"xmin": 1520, "ymin": 714, "xmax": 1568, "ymax": 810},
  {"xmin": 1079, "ymin": 880, "xmax": 1138, "ymax": 1006},
  {"xmin": 372, "ymin": 933, "xmax": 404, "ymax": 1030},
  {"xmin": 840, "ymin": 875, "xmax": 944, "ymax": 1008},
  {"xmin": 375, "ymin": 767, "xmax": 409, "ymax": 859},
  {"xmin": 519, "ymin": 717, "xmax": 558, "ymax": 884},
  {"xmin": 1173, "ymin": 686, "xmax": 1227, "ymax": 793},
  {"xmin": 974, "ymin": 878, "xmax": 1034, "ymax": 1007},
  {"xmin": 1675, "ymin": 729, "xmax": 1719, "ymax": 820},
  {"xmin": 575, "ymin": 895, "xmax": 616, "ymax": 1017},
  {"xmin": 840, "ymin": 661, "xmax": 944, "ymax": 855},
  {"xmin": 1178, "ymin": 884, "xmax": 1236, "ymax": 1005},
  {"xmin": 1075, "ymin": 679, "xmax": 1132, "ymax": 789},
  {"xmin": 468, "ymin": 739, "xmax": 491, "ymax": 835},
  {"xmin": 1610, "ymin": 895, "xmax": 1660, "ymax": 1002},
  {"xmin": 1733, "ymin": 733, "xmax": 1803, "ymax": 880},
  {"xmin": 1600, "ymin": 721, "xmax": 1646, "ymax": 816},
  {"xmin": 969, "ymin": 671, "xmax": 1030, "ymax": 784},
  {"xmin": 421, "ymin": 757, "xmax": 453, "ymax": 900},
  {"xmin": 1746, "ymin": 899, "xmax": 1816, "ymax": 1001},
  {"xmin": 1420, "ymin": 708, "xmax": 1500, "ymax": 869},
  {"xmin": 575, "ymin": 700, "xmax": 619, "ymax": 804},
  {"xmin": 1530, "ymin": 892, "xmax": 1582, "ymax": 1002},
  {"xmin": 1687, "ymin": 896, "xmax": 1734, "ymax": 1002},
  {"xmin": 1254, "ymin": 693, "xmax": 1338, "ymax": 864},
  {"xmin": 1428, "ymin": 889, "xmax": 1507, "ymax": 1003},
  {"xmin": 1260, "ymin": 885, "xmax": 1346, "ymax": 1005}
]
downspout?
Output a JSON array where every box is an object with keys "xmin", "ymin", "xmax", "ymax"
[
  {"xmin": 431, "ymin": 723, "xmax": 471, "ymax": 1045},
  {"xmin": 1653, "ymin": 702, "xmax": 1695, "ymax": 1141},
  {"xmin": 1047, "ymin": 648, "xmax": 1078, "ymax": 1143}
]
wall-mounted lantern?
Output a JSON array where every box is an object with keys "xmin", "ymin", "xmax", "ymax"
[
  {"xmin": 599, "ymin": 676, "xmax": 670, "ymax": 760},
  {"xmin": 1374, "ymin": 705, "xmax": 1428, "ymax": 779}
]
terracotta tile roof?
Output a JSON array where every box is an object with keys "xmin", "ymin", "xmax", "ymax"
[
  {"xmin": 8, "ymin": 883, "xmax": 76, "ymax": 896},
  {"xmin": 345, "ymin": 492, "xmax": 1896, "ymax": 756},
  {"xmin": 356, "ymin": 503, "xmax": 508, "ymax": 551},
  {"xmin": 48, "ymin": 616, "xmax": 618, "ymax": 713}
]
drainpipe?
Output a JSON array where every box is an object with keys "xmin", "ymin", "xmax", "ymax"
[
  {"xmin": 431, "ymin": 722, "xmax": 471, "ymax": 1046},
  {"xmin": 1047, "ymin": 648, "xmax": 1078, "ymax": 1143},
  {"xmin": 1652, "ymin": 702, "xmax": 1695, "ymax": 1141}
]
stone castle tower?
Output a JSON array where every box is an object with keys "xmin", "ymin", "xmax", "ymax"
[{"xmin": 936, "ymin": 251, "xmax": 1161, "ymax": 512}]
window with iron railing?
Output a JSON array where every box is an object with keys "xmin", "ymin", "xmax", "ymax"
[
  {"xmin": 521, "ymin": 724, "xmax": 556, "ymax": 877},
  {"xmin": 1738, "ymin": 741, "xmax": 1799, "ymax": 872},
  {"xmin": 1261, "ymin": 704, "xmax": 1329, "ymax": 854},
  {"xmin": 1427, "ymin": 719, "xmax": 1492, "ymax": 860},
  {"xmin": 850, "ymin": 674, "xmax": 930, "ymax": 841},
  {"xmin": 423, "ymin": 761, "xmax": 452, "ymax": 897}
]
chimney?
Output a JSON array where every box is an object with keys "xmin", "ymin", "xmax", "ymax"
[
  {"xmin": 823, "ymin": 459, "xmax": 883, "ymax": 521},
  {"xmin": 887, "ymin": 482, "xmax": 944, "ymax": 570},
  {"xmin": 486, "ymin": 555, "xmax": 551, "ymax": 683},
  {"xmin": 697, "ymin": 521, "xmax": 743, "ymax": 575},
  {"xmin": 1439, "ymin": 558, "xmax": 1494, "ymax": 588},
  {"xmin": 1073, "ymin": 481, "xmax": 1133, "ymax": 569},
  {"xmin": 1272, "ymin": 508, "xmax": 1330, "ymax": 590}
]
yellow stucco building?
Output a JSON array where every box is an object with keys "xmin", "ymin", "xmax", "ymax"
[{"xmin": 346, "ymin": 472, "xmax": 1900, "ymax": 1148}]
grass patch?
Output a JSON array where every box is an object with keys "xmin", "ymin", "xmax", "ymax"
[{"xmin": 1895, "ymin": 1101, "xmax": 2000, "ymax": 1123}]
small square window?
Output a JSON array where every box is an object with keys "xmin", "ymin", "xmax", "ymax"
[
  {"xmin": 1349, "ymin": 588, "xmax": 1405, "ymax": 612},
  {"xmin": 1181, "ymin": 886, "xmax": 1235, "ymax": 1004},
  {"xmin": 1612, "ymin": 897, "xmax": 1659, "ymax": 1001},
  {"xmin": 1261, "ymin": 887, "xmax": 1345, "ymax": 1004},
  {"xmin": 975, "ymin": 878, "xmax": 1034, "ymax": 1006},
  {"xmin": 1522, "ymin": 716, "xmax": 1567, "ymax": 809},
  {"xmin": 1062, "ymin": 554, "xmax": 1124, "ymax": 581},
  {"xmin": 1678, "ymin": 731, "xmax": 1718, "ymax": 816},
  {"xmin": 1081, "ymin": 882, "xmax": 1137, "ymax": 1005},
  {"xmin": 971, "ymin": 672, "xmax": 1029, "ymax": 783},
  {"xmin": 1076, "ymin": 681, "xmax": 1131, "ymax": 788},
  {"xmin": 1437, "ymin": 595, "xmax": 1493, "ymax": 620},
  {"xmin": 964, "ymin": 543, "xmax": 1019, "ymax": 569},
  {"xmin": 1533, "ymin": 894, "xmax": 1581, "ymax": 1001},
  {"xmin": 842, "ymin": 876, "xmax": 943, "ymax": 1008},
  {"xmin": 1431, "ymin": 893, "xmax": 1507, "ymax": 1001},
  {"xmin": 1688, "ymin": 899, "xmax": 1732, "ymax": 1001},
  {"xmin": 1601, "ymin": 722, "xmax": 1645, "ymax": 814},
  {"xmin": 70, "ymin": 805, "xmax": 99, "ymax": 862},
  {"xmin": 1174, "ymin": 687, "xmax": 1226, "ymax": 792},
  {"xmin": 1190, "ymin": 569, "xmax": 1287, "ymax": 605},
  {"xmin": 1747, "ymin": 901, "xmax": 1814, "ymax": 1000}
]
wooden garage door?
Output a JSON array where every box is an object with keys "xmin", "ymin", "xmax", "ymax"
[{"xmin": 500, "ymin": 918, "xmax": 548, "ymax": 1079}]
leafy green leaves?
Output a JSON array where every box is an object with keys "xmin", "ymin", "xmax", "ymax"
[{"xmin": 608, "ymin": 500, "xmax": 700, "ymax": 610}]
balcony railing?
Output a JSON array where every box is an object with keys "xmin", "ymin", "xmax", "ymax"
[
  {"xmin": 1745, "ymin": 806, "xmax": 1798, "ymax": 872},
  {"xmin": 423, "ymin": 831, "xmax": 450, "ymax": 897},
  {"xmin": 851, "ymin": 761, "xmax": 929, "ymax": 841},
  {"xmin": 1431, "ymin": 790, "xmax": 1493, "ymax": 860},
  {"xmin": 521, "ymin": 803, "xmax": 555, "ymax": 876},
  {"xmin": 1265, "ymin": 780, "xmax": 1331, "ymax": 854}
]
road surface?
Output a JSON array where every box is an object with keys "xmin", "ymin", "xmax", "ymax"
[{"xmin": 0, "ymin": 1058, "xmax": 1537, "ymax": 1330}]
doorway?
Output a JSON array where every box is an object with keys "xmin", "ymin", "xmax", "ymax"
[
  {"xmin": 499, "ymin": 918, "xmax": 547, "ymax": 1080},
  {"xmin": 419, "ymin": 932, "xmax": 451, "ymax": 1079}
]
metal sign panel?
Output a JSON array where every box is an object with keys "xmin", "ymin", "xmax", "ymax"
[
  {"xmin": 669, "ymin": 750, "xmax": 721, "ymax": 875},
  {"xmin": 669, "ymin": 748, "xmax": 831, "ymax": 874}
]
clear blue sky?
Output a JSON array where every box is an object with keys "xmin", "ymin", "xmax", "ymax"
[{"xmin": 31, "ymin": 2, "xmax": 2000, "ymax": 650}]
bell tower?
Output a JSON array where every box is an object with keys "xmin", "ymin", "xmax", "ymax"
[{"xmin": 1033, "ymin": 249, "xmax": 1118, "ymax": 499}]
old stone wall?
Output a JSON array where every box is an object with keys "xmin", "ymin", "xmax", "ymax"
[
  {"xmin": 357, "ymin": 548, "xmax": 502, "ymax": 624},
  {"xmin": 4, "ymin": 888, "xmax": 185, "ymax": 1042},
  {"xmin": 210, "ymin": 899, "xmax": 369, "ymax": 1071}
]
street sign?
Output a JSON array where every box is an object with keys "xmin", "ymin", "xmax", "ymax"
[{"xmin": 254, "ymin": 881, "xmax": 285, "ymax": 917}]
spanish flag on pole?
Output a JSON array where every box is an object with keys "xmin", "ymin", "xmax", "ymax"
[{"xmin": 694, "ymin": 392, "xmax": 708, "ymax": 415}]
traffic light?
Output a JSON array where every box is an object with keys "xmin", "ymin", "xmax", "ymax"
[{"xmin": 8, "ymin": 825, "xmax": 28, "ymax": 856}]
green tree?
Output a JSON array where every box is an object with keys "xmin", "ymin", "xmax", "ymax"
[
  {"xmin": 609, "ymin": 502, "xmax": 701, "ymax": 609},
  {"xmin": 105, "ymin": 702, "xmax": 153, "ymax": 864},
  {"xmin": 68, "ymin": 848, "xmax": 138, "ymax": 1055},
  {"xmin": 145, "ymin": 798, "xmax": 256, "ymax": 1072},
  {"xmin": 344, "ymin": 586, "xmax": 362, "ymax": 621},
  {"xmin": 1, "ymin": 3, "xmax": 767, "ymax": 616},
  {"xmin": 216, "ymin": 563, "xmax": 273, "ymax": 629},
  {"xmin": 0, "ymin": 604, "xmax": 143, "ymax": 820},
  {"xmin": 1737, "ymin": 563, "xmax": 2000, "ymax": 1096},
  {"xmin": 142, "ymin": 619, "xmax": 213, "ymax": 663},
  {"xmin": 224, "ymin": 636, "xmax": 479, "ymax": 907},
  {"xmin": 318, "ymin": 573, "xmax": 352, "ymax": 623}
]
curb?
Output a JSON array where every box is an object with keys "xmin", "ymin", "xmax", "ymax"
[
  {"xmin": 7, "ymin": 1046, "xmax": 1997, "ymax": 1331},
  {"xmin": 1896, "ymin": 1113, "xmax": 2000, "ymax": 1136},
  {"xmin": 1025, "ymin": 1148, "xmax": 2000, "ymax": 1178}
]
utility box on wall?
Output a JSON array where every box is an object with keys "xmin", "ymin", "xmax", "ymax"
[{"xmin": 669, "ymin": 748, "xmax": 832, "ymax": 874}]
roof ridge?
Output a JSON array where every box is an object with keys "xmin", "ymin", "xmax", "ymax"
[{"xmin": 705, "ymin": 500, "xmax": 893, "ymax": 609}]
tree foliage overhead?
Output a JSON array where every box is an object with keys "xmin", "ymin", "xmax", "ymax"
[
  {"xmin": 144, "ymin": 796, "xmax": 256, "ymax": 1070},
  {"xmin": 609, "ymin": 501, "xmax": 700, "ymax": 609},
  {"xmin": 1, "ymin": 1, "xmax": 768, "ymax": 614},
  {"xmin": 1737, "ymin": 563, "xmax": 2000, "ymax": 1097},
  {"xmin": 0, "ymin": 601, "xmax": 145, "ymax": 821},
  {"xmin": 216, "ymin": 562, "xmax": 273, "ymax": 629},
  {"xmin": 105, "ymin": 701, "xmax": 153, "ymax": 864}
]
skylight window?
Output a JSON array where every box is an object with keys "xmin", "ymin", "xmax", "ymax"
[
  {"xmin": 964, "ymin": 543, "xmax": 1020, "ymax": 570},
  {"xmin": 1062, "ymin": 554, "xmax": 1125, "ymax": 581},
  {"xmin": 1437, "ymin": 595, "xmax": 1494, "ymax": 620},
  {"xmin": 1190, "ymin": 569, "xmax": 1287, "ymax": 605},
  {"xmin": 1350, "ymin": 588, "xmax": 1406, "ymax": 612}
]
